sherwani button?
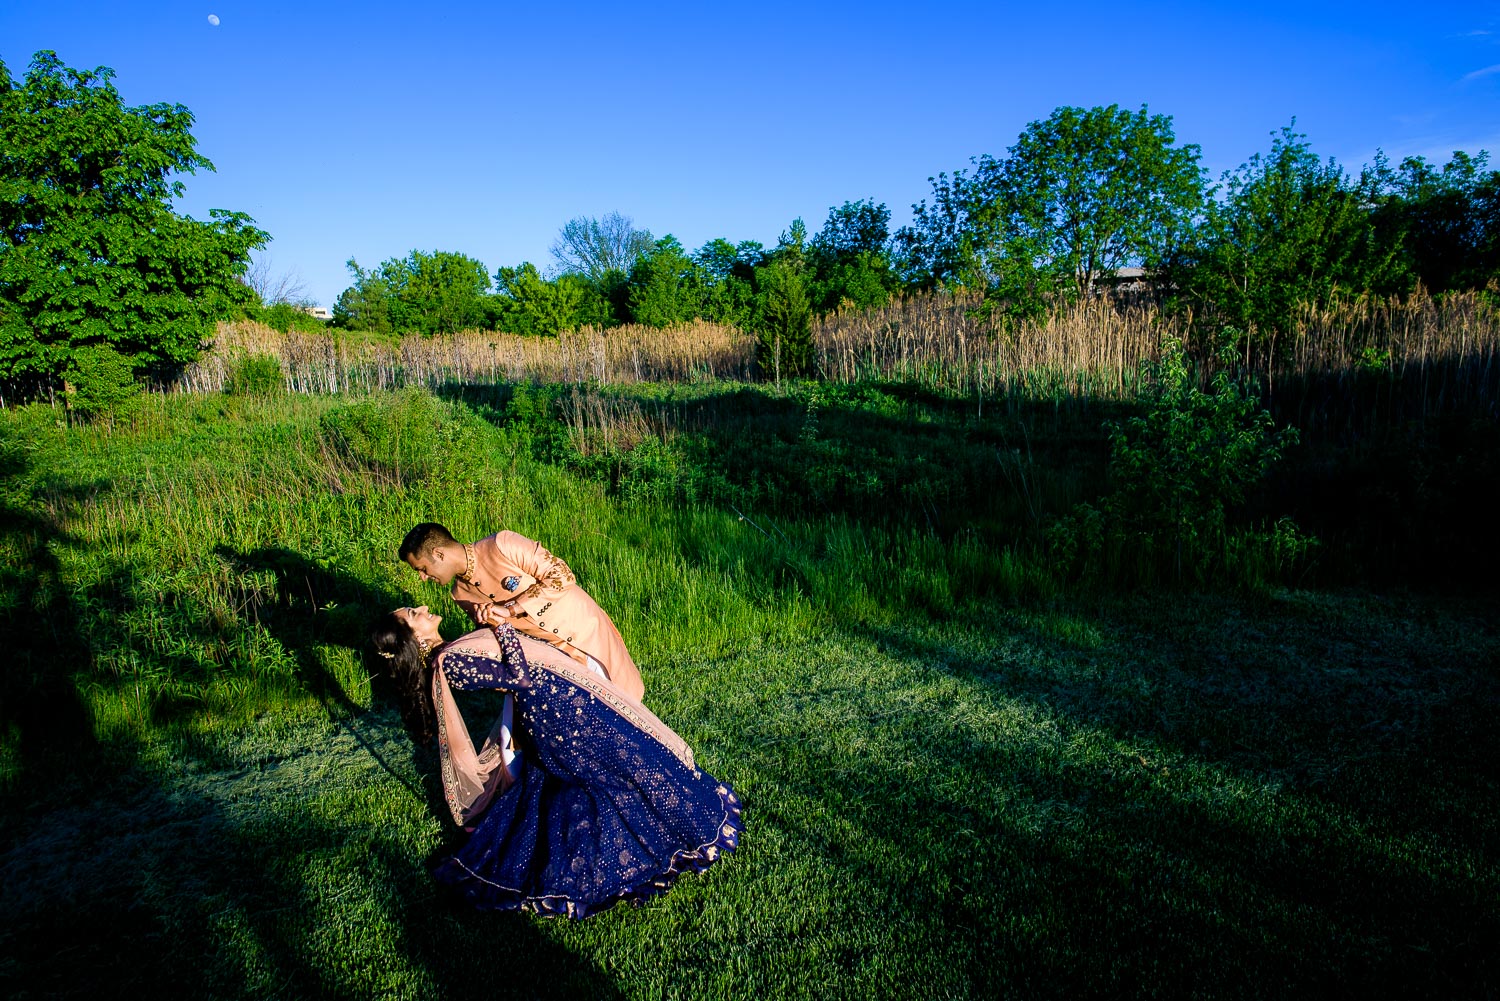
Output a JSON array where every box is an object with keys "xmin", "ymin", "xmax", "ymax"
[{"xmin": 553, "ymin": 628, "xmax": 559, "ymax": 634}]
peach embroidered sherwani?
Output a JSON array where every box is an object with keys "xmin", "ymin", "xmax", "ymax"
[{"xmin": 450, "ymin": 531, "xmax": 645, "ymax": 702}]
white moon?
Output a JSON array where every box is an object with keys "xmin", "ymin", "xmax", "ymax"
[{"xmin": 207, "ymin": 13, "xmax": 220, "ymax": 26}]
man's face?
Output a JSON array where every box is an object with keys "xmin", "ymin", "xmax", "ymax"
[{"xmin": 405, "ymin": 545, "xmax": 460, "ymax": 585}]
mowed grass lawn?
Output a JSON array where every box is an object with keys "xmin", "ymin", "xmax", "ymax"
[{"xmin": 2, "ymin": 391, "xmax": 1497, "ymax": 999}]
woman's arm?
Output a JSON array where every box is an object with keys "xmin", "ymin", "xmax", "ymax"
[{"xmin": 435, "ymin": 626, "xmax": 533, "ymax": 691}]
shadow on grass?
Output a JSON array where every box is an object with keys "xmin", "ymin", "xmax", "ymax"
[
  {"xmin": 0, "ymin": 719, "xmax": 624, "ymax": 1000},
  {"xmin": 758, "ymin": 597, "xmax": 1500, "ymax": 997},
  {"xmin": 1, "ymin": 515, "xmax": 626, "ymax": 996},
  {"xmin": 0, "ymin": 446, "xmax": 107, "ymax": 795},
  {"xmin": 437, "ymin": 379, "xmax": 1113, "ymax": 538}
]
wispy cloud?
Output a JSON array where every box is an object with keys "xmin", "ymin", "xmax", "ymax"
[
  {"xmin": 1461, "ymin": 64, "xmax": 1500, "ymax": 81},
  {"xmin": 1465, "ymin": 29, "xmax": 1492, "ymax": 36}
]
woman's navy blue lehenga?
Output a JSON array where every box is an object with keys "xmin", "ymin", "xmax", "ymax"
[{"xmin": 429, "ymin": 626, "xmax": 742, "ymax": 918}]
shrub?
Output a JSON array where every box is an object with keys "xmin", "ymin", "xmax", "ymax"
[
  {"xmin": 66, "ymin": 345, "xmax": 141, "ymax": 421},
  {"xmin": 225, "ymin": 354, "xmax": 284, "ymax": 396},
  {"xmin": 1048, "ymin": 334, "xmax": 1305, "ymax": 586},
  {"xmin": 317, "ymin": 387, "xmax": 486, "ymax": 483}
]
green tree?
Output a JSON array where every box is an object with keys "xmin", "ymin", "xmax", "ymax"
[
  {"xmin": 1369, "ymin": 150, "xmax": 1500, "ymax": 293},
  {"xmin": 332, "ymin": 259, "xmax": 397, "ymax": 334},
  {"xmin": 0, "ymin": 51, "xmax": 267, "ymax": 395},
  {"xmin": 753, "ymin": 221, "xmax": 814, "ymax": 378},
  {"xmin": 395, "ymin": 250, "xmax": 492, "ymax": 333},
  {"xmin": 897, "ymin": 106, "xmax": 1201, "ymax": 317},
  {"xmin": 627, "ymin": 237, "xmax": 704, "ymax": 327},
  {"xmin": 493, "ymin": 262, "xmax": 588, "ymax": 335},
  {"xmin": 1165, "ymin": 124, "xmax": 1402, "ymax": 341},
  {"xmin": 333, "ymin": 250, "xmax": 491, "ymax": 335},
  {"xmin": 809, "ymin": 200, "xmax": 897, "ymax": 311},
  {"xmin": 693, "ymin": 238, "xmax": 760, "ymax": 326},
  {"xmin": 997, "ymin": 104, "xmax": 1204, "ymax": 299}
]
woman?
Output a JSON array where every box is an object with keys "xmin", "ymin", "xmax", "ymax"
[{"xmin": 370, "ymin": 605, "xmax": 741, "ymax": 918}]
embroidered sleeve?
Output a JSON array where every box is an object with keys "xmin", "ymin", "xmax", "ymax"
[
  {"xmin": 437, "ymin": 625, "xmax": 532, "ymax": 691},
  {"xmin": 498, "ymin": 531, "xmax": 578, "ymax": 596}
]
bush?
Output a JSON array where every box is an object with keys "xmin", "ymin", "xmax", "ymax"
[
  {"xmin": 318, "ymin": 388, "xmax": 487, "ymax": 483},
  {"xmin": 225, "ymin": 354, "xmax": 284, "ymax": 396},
  {"xmin": 1048, "ymin": 334, "xmax": 1305, "ymax": 586},
  {"xmin": 66, "ymin": 345, "xmax": 141, "ymax": 421},
  {"xmin": 258, "ymin": 302, "xmax": 325, "ymax": 334}
]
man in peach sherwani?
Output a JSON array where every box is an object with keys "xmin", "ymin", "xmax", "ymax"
[{"xmin": 399, "ymin": 522, "xmax": 645, "ymax": 703}]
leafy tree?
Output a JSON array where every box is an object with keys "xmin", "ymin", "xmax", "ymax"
[
  {"xmin": 549, "ymin": 212, "xmax": 654, "ymax": 282},
  {"xmin": 333, "ymin": 250, "xmax": 491, "ymax": 335},
  {"xmin": 332, "ymin": 259, "xmax": 397, "ymax": 334},
  {"xmin": 693, "ymin": 238, "xmax": 759, "ymax": 326},
  {"xmin": 752, "ymin": 221, "xmax": 814, "ymax": 378},
  {"xmin": 0, "ymin": 51, "xmax": 267, "ymax": 395},
  {"xmin": 809, "ymin": 200, "xmax": 897, "ymax": 311},
  {"xmin": 997, "ymin": 104, "xmax": 1204, "ymax": 298},
  {"xmin": 1369, "ymin": 150, "xmax": 1500, "ymax": 293},
  {"xmin": 1164, "ymin": 124, "xmax": 1402, "ymax": 341},
  {"xmin": 492, "ymin": 262, "xmax": 600, "ymax": 335},
  {"xmin": 396, "ymin": 250, "xmax": 492, "ymax": 333},
  {"xmin": 897, "ymin": 106, "xmax": 1201, "ymax": 317},
  {"xmin": 627, "ymin": 237, "xmax": 704, "ymax": 327}
]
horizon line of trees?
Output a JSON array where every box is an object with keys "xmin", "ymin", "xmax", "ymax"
[
  {"xmin": 3, "ymin": 48, "xmax": 1498, "ymax": 408},
  {"xmin": 332, "ymin": 108, "xmax": 1500, "ymax": 375}
]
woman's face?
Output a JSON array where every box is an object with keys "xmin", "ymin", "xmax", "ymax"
[{"xmin": 395, "ymin": 605, "xmax": 443, "ymax": 644}]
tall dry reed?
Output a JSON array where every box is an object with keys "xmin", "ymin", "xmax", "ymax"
[
  {"xmin": 178, "ymin": 321, "xmax": 757, "ymax": 394},
  {"xmin": 175, "ymin": 290, "xmax": 1500, "ymax": 424},
  {"xmin": 815, "ymin": 291, "xmax": 1172, "ymax": 400}
]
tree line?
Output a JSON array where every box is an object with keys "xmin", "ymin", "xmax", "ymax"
[{"xmin": 2, "ymin": 50, "xmax": 1497, "ymax": 406}]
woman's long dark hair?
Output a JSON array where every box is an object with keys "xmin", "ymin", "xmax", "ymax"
[{"xmin": 370, "ymin": 612, "xmax": 436, "ymax": 745}]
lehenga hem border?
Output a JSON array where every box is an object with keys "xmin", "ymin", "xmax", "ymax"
[{"xmin": 437, "ymin": 783, "xmax": 744, "ymax": 920}]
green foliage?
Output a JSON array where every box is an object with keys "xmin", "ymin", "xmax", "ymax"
[
  {"xmin": 896, "ymin": 105, "xmax": 1203, "ymax": 316},
  {"xmin": 1164, "ymin": 124, "xmax": 1404, "ymax": 342},
  {"xmin": 65, "ymin": 343, "xmax": 141, "ymax": 420},
  {"xmin": 491, "ymin": 262, "xmax": 591, "ymax": 335},
  {"xmin": 809, "ymin": 200, "xmax": 898, "ymax": 311},
  {"xmin": 255, "ymin": 301, "xmax": 325, "ymax": 334},
  {"xmin": 3, "ymin": 391, "xmax": 1497, "ymax": 998},
  {"xmin": 752, "ymin": 257, "xmax": 814, "ymax": 378},
  {"xmin": 332, "ymin": 250, "xmax": 492, "ymax": 335},
  {"xmin": 0, "ymin": 51, "xmax": 267, "ymax": 395},
  {"xmin": 317, "ymin": 387, "xmax": 485, "ymax": 482},
  {"xmin": 628, "ymin": 236, "xmax": 705, "ymax": 327},
  {"xmin": 693, "ymin": 238, "xmax": 760, "ymax": 326},
  {"xmin": 998, "ymin": 104, "xmax": 1205, "ymax": 298},
  {"xmin": 1369, "ymin": 149, "xmax": 1500, "ymax": 293},
  {"xmin": 225, "ymin": 354, "xmax": 284, "ymax": 397},
  {"xmin": 1049, "ymin": 335, "xmax": 1305, "ymax": 585}
]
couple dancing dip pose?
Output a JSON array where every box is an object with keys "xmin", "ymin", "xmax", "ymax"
[{"xmin": 369, "ymin": 523, "xmax": 742, "ymax": 918}]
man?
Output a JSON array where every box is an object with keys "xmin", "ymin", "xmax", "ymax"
[{"xmin": 399, "ymin": 522, "xmax": 645, "ymax": 703}]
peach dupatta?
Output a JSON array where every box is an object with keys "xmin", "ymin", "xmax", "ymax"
[{"xmin": 432, "ymin": 661, "xmax": 518, "ymax": 827}]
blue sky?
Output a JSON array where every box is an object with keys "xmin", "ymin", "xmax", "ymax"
[{"xmin": 3, "ymin": 1, "xmax": 1498, "ymax": 308}]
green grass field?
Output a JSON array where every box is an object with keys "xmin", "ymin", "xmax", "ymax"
[{"xmin": 2, "ymin": 387, "xmax": 1497, "ymax": 999}]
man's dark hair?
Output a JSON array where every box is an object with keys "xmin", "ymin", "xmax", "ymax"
[{"xmin": 399, "ymin": 522, "xmax": 458, "ymax": 562}]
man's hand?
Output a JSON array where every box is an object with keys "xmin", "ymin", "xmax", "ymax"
[{"xmin": 476, "ymin": 601, "xmax": 524, "ymax": 626}]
